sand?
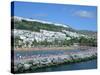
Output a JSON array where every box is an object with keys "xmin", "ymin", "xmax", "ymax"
[{"xmin": 14, "ymin": 46, "xmax": 78, "ymax": 51}]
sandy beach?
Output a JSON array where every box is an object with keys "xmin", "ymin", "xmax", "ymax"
[{"xmin": 14, "ymin": 46, "xmax": 80, "ymax": 51}]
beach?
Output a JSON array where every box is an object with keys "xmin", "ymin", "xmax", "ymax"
[
  {"xmin": 14, "ymin": 46, "xmax": 94, "ymax": 51},
  {"xmin": 14, "ymin": 46, "xmax": 77, "ymax": 51}
]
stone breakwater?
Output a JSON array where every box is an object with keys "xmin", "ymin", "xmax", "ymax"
[{"xmin": 13, "ymin": 48, "xmax": 97, "ymax": 73}]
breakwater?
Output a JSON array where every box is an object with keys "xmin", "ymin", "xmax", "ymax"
[{"xmin": 12, "ymin": 47, "xmax": 97, "ymax": 73}]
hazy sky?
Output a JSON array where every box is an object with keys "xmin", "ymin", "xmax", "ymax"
[{"xmin": 11, "ymin": 1, "xmax": 97, "ymax": 31}]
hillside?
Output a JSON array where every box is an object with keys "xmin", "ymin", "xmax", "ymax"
[
  {"xmin": 11, "ymin": 16, "xmax": 96, "ymax": 37},
  {"xmin": 11, "ymin": 16, "xmax": 75, "ymax": 32},
  {"xmin": 11, "ymin": 16, "xmax": 97, "ymax": 48}
]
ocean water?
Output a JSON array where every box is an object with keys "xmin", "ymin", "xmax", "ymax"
[{"xmin": 30, "ymin": 59, "xmax": 97, "ymax": 73}]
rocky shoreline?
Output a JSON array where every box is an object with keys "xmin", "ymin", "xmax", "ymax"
[{"xmin": 12, "ymin": 47, "xmax": 97, "ymax": 73}]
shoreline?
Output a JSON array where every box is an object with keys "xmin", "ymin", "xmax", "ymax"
[
  {"xmin": 12, "ymin": 46, "xmax": 97, "ymax": 73},
  {"xmin": 13, "ymin": 46, "xmax": 96, "ymax": 51},
  {"xmin": 14, "ymin": 46, "xmax": 78, "ymax": 51},
  {"xmin": 13, "ymin": 57, "xmax": 97, "ymax": 74},
  {"xmin": 13, "ymin": 55, "xmax": 97, "ymax": 73}
]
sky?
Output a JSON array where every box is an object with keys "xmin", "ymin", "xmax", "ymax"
[{"xmin": 11, "ymin": 1, "xmax": 97, "ymax": 31}]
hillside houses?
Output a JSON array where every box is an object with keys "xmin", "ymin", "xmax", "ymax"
[{"xmin": 12, "ymin": 16, "xmax": 96, "ymax": 48}]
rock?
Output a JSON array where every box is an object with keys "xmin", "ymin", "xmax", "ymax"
[
  {"xmin": 17, "ymin": 63, "xmax": 24, "ymax": 72},
  {"xmin": 17, "ymin": 63, "xmax": 23, "ymax": 69},
  {"xmin": 14, "ymin": 66, "xmax": 18, "ymax": 72},
  {"xmin": 23, "ymin": 64, "xmax": 31, "ymax": 70}
]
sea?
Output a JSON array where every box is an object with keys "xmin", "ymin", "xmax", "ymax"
[{"xmin": 30, "ymin": 59, "xmax": 97, "ymax": 73}]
